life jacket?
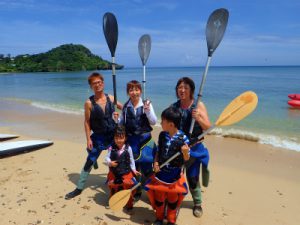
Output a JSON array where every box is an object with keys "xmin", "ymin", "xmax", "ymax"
[
  {"xmin": 122, "ymin": 100, "xmax": 152, "ymax": 136},
  {"xmin": 89, "ymin": 94, "xmax": 115, "ymax": 135},
  {"xmin": 172, "ymin": 100, "xmax": 203, "ymax": 141},
  {"xmin": 109, "ymin": 144, "xmax": 131, "ymax": 178},
  {"xmin": 157, "ymin": 131, "xmax": 185, "ymax": 168}
]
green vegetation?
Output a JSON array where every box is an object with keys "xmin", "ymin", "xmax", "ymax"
[{"xmin": 0, "ymin": 44, "xmax": 123, "ymax": 72}]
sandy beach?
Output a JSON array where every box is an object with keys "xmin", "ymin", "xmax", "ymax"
[{"xmin": 1, "ymin": 99, "xmax": 300, "ymax": 225}]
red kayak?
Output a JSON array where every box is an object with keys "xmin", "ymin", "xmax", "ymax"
[
  {"xmin": 288, "ymin": 94, "xmax": 300, "ymax": 100},
  {"xmin": 288, "ymin": 99, "xmax": 300, "ymax": 108}
]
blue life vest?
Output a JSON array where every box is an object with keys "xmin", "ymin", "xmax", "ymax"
[
  {"xmin": 155, "ymin": 131, "xmax": 186, "ymax": 183},
  {"xmin": 110, "ymin": 144, "xmax": 131, "ymax": 177},
  {"xmin": 157, "ymin": 131, "xmax": 185, "ymax": 168},
  {"xmin": 172, "ymin": 100, "xmax": 203, "ymax": 141},
  {"xmin": 89, "ymin": 94, "xmax": 115, "ymax": 136},
  {"xmin": 122, "ymin": 100, "xmax": 152, "ymax": 136}
]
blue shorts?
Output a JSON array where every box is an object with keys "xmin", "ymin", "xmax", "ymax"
[
  {"xmin": 187, "ymin": 143, "xmax": 209, "ymax": 178},
  {"xmin": 127, "ymin": 133, "xmax": 155, "ymax": 163},
  {"xmin": 86, "ymin": 133, "xmax": 112, "ymax": 163},
  {"xmin": 127, "ymin": 133, "xmax": 155, "ymax": 176}
]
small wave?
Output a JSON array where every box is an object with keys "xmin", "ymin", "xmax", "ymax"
[
  {"xmin": 210, "ymin": 128, "xmax": 300, "ymax": 152},
  {"xmin": 31, "ymin": 102, "xmax": 83, "ymax": 115},
  {"xmin": 2, "ymin": 97, "xmax": 32, "ymax": 105},
  {"xmin": 2, "ymin": 97, "xmax": 84, "ymax": 115},
  {"xmin": 210, "ymin": 128, "xmax": 260, "ymax": 142}
]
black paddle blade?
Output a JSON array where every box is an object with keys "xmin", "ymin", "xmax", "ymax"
[
  {"xmin": 103, "ymin": 12, "xmax": 118, "ymax": 57},
  {"xmin": 206, "ymin": 8, "xmax": 229, "ymax": 57},
  {"xmin": 138, "ymin": 34, "xmax": 151, "ymax": 66}
]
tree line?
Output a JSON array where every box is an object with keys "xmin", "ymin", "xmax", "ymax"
[{"xmin": 0, "ymin": 44, "xmax": 123, "ymax": 73}]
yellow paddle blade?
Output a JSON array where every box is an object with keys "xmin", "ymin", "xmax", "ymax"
[
  {"xmin": 215, "ymin": 91, "xmax": 258, "ymax": 126},
  {"xmin": 108, "ymin": 189, "xmax": 131, "ymax": 211}
]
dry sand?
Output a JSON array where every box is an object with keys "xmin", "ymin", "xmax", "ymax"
[{"xmin": 1, "ymin": 99, "xmax": 300, "ymax": 225}]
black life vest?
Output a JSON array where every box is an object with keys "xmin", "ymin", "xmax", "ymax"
[
  {"xmin": 172, "ymin": 100, "xmax": 203, "ymax": 140},
  {"xmin": 122, "ymin": 100, "xmax": 152, "ymax": 136},
  {"xmin": 157, "ymin": 131, "xmax": 185, "ymax": 168},
  {"xmin": 110, "ymin": 144, "xmax": 131, "ymax": 177},
  {"xmin": 89, "ymin": 94, "xmax": 115, "ymax": 135}
]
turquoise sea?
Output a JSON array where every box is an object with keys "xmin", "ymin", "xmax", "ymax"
[{"xmin": 1, "ymin": 66, "xmax": 300, "ymax": 151}]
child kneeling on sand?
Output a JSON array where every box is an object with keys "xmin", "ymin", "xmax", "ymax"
[
  {"xmin": 144, "ymin": 106, "xmax": 190, "ymax": 225},
  {"xmin": 105, "ymin": 125, "xmax": 141, "ymax": 211}
]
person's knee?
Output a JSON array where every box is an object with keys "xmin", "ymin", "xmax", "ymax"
[
  {"xmin": 188, "ymin": 176, "xmax": 199, "ymax": 189},
  {"xmin": 83, "ymin": 159, "xmax": 94, "ymax": 171},
  {"xmin": 168, "ymin": 201, "xmax": 178, "ymax": 210},
  {"xmin": 155, "ymin": 200, "xmax": 164, "ymax": 207}
]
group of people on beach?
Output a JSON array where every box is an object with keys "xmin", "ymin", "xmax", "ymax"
[{"xmin": 64, "ymin": 72, "xmax": 211, "ymax": 225}]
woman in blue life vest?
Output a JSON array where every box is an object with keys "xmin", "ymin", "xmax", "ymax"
[
  {"xmin": 119, "ymin": 80, "xmax": 157, "ymax": 201},
  {"xmin": 145, "ymin": 106, "xmax": 190, "ymax": 225},
  {"xmin": 105, "ymin": 125, "xmax": 141, "ymax": 211},
  {"xmin": 172, "ymin": 77, "xmax": 211, "ymax": 218},
  {"xmin": 65, "ymin": 72, "xmax": 122, "ymax": 200}
]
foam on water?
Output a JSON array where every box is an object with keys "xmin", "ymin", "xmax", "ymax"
[
  {"xmin": 211, "ymin": 128, "xmax": 300, "ymax": 152},
  {"xmin": 31, "ymin": 102, "xmax": 84, "ymax": 115},
  {"xmin": 2, "ymin": 97, "xmax": 83, "ymax": 115}
]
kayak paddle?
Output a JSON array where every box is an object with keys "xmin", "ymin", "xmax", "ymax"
[
  {"xmin": 189, "ymin": 8, "xmax": 229, "ymax": 134},
  {"xmin": 103, "ymin": 12, "xmax": 118, "ymax": 106},
  {"xmin": 138, "ymin": 34, "xmax": 151, "ymax": 101}
]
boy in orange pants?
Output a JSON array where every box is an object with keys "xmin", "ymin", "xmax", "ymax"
[{"xmin": 145, "ymin": 107, "xmax": 190, "ymax": 225}]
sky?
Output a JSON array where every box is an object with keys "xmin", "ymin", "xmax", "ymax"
[{"xmin": 0, "ymin": 0, "xmax": 300, "ymax": 67}]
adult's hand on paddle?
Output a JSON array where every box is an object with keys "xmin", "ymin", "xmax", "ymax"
[
  {"xmin": 192, "ymin": 108, "xmax": 207, "ymax": 124},
  {"xmin": 143, "ymin": 99, "xmax": 151, "ymax": 113},
  {"xmin": 191, "ymin": 104, "xmax": 211, "ymax": 130},
  {"xmin": 112, "ymin": 111, "xmax": 119, "ymax": 123}
]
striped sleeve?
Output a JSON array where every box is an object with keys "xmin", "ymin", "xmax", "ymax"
[{"xmin": 182, "ymin": 134, "xmax": 190, "ymax": 145}]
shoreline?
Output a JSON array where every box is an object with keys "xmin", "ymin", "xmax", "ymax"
[
  {"xmin": 1, "ymin": 98, "xmax": 300, "ymax": 225},
  {"xmin": 1, "ymin": 97, "xmax": 300, "ymax": 152}
]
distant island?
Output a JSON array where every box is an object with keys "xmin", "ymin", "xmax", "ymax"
[{"xmin": 0, "ymin": 44, "xmax": 124, "ymax": 73}]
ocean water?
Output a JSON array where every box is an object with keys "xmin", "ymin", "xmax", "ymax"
[{"xmin": 1, "ymin": 66, "xmax": 300, "ymax": 151}]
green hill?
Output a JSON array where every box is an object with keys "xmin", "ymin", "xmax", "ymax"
[{"xmin": 0, "ymin": 44, "xmax": 124, "ymax": 72}]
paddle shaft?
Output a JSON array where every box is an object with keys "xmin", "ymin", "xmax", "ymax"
[
  {"xmin": 142, "ymin": 65, "xmax": 146, "ymax": 101},
  {"xmin": 129, "ymin": 123, "xmax": 213, "ymax": 192},
  {"xmin": 129, "ymin": 151, "xmax": 181, "ymax": 192},
  {"xmin": 131, "ymin": 96, "xmax": 251, "ymax": 191},
  {"xmin": 111, "ymin": 56, "xmax": 117, "ymax": 106},
  {"xmin": 128, "ymin": 124, "xmax": 216, "ymax": 192},
  {"xmin": 189, "ymin": 56, "xmax": 212, "ymax": 134}
]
